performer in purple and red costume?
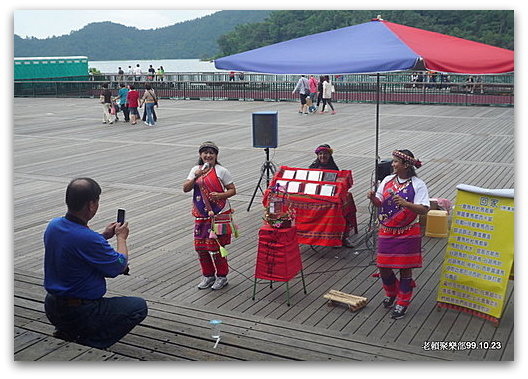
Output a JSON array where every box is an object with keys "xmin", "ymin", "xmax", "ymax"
[
  {"xmin": 183, "ymin": 141, "xmax": 236, "ymax": 291},
  {"xmin": 367, "ymin": 149, "xmax": 429, "ymax": 319}
]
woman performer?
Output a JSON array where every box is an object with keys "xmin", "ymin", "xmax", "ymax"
[
  {"xmin": 309, "ymin": 143, "xmax": 340, "ymax": 170},
  {"xmin": 309, "ymin": 144, "xmax": 357, "ymax": 247},
  {"xmin": 367, "ymin": 149, "xmax": 429, "ymax": 319},
  {"xmin": 183, "ymin": 141, "xmax": 237, "ymax": 290}
]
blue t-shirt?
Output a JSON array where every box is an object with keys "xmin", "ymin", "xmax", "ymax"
[
  {"xmin": 43, "ymin": 217, "xmax": 128, "ymax": 299},
  {"xmin": 118, "ymin": 87, "xmax": 129, "ymax": 105}
]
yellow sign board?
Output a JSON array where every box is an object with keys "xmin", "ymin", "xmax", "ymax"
[{"xmin": 437, "ymin": 185, "xmax": 514, "ymax": 319}]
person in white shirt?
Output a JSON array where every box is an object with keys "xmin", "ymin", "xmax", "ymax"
[
  {"xmin": 320, "ymin": 75, "xmax": 336, "ymax": 114},
  {"xmin": 133, "ymin": 64, "xmax": 142, "ymax": 81}
]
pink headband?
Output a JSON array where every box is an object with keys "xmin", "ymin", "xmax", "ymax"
[
  {"xmin": 315, "ymin": 146, "xmax": 333, "ymax": 155},
  {"xmin": 392, "ymin": 150, "xmax": 422, "ymax": 168}
]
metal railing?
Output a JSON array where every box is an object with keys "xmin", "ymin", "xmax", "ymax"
[{"xmin": 14, "ymin": 72, "xmax": 514, "ymax": 107}]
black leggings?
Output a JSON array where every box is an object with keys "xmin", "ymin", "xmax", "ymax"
[{"xmin": 321, "ymin": 98, "xmax": 334, "ymax": 111}]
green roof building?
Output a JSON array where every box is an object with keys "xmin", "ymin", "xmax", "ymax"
[{"xmin": 14, "ymin": 56, "xmax": 89, "ymax": 80}]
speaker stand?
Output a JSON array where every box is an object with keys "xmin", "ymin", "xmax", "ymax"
[{"xmin": 247, "ymin": 148, "xmax": 275, "ymax": 212}]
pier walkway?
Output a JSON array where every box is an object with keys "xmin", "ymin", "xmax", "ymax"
[{"xmin": 13, "ymin": 98, "xmax": 514, "ymax": 361}]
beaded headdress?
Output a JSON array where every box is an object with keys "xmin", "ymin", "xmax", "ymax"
[{"xmin": 392, "ymin": 150, "xmax": 422, "ymax": 168}]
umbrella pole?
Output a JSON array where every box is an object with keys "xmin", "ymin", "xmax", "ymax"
[
  {"xmin": 366, "ymin": 73, "xmax": 382, "ymax": 256},
  {"xmin": 374, "ymin": 73, "xmax": 380, "ymax": 188}
]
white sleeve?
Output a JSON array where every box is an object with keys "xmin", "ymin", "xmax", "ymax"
[
  {"xmin": 187, "ymin": 166, "xmax": 199, "ymax": 181},
  {"xmin": 293, "ymin": 80, "xmax": 301, "ymax": 93},
  {"xmin": 412, "ymin": 177, "xmax": 430, "ymax": 207},
  {"xmin": 215, "ymin": 165, "xmax": 234, "ymax": 186}
]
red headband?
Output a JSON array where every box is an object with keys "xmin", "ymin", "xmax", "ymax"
[
  {"xmin": 392, "ymin": 150, "xmax": 422, "ymax": 168},
  {"xmin": 315, "ymin": 146, "xmax": 333, "ymax": 155}
]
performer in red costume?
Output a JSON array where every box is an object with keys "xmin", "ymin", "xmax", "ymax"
[
  {"xmin": 367, "ymin": 149, "xmax": 430, "ymax": 319},
  {"xmin": 183, "ymin": 141, "xmax": 237, "ymax": 291}
]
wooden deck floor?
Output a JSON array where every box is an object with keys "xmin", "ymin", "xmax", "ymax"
[{"xmin": 12, "ymin": 98, "xmax": 514, "ymax": 361}]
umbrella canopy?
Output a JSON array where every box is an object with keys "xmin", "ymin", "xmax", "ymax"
[{"xmin": 215, "ymin": 19, "xmax": 514, "ymax": 74}]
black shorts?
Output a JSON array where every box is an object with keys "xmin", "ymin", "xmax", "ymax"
[{"xmin": 299, "ymin": 93, "xmax": 308, "ymax": 105}]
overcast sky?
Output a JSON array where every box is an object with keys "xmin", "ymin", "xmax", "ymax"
[
  {"xmin": 14, "ymin": 9, "xmax": 219, "ymax": 39},
  {"xmin": 11, "ymin": 2, "xmax": 523, "ymax": 39}
]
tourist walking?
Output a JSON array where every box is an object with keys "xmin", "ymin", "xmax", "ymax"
[
  {"xmin": 134, "ymin": 64, "xmax": 142, "ymax": 81},
  {"xmin": 127, "ymin": 66, "xmax": 134, "ymax": 81},
  {"xmin": 126, "ymin": 85, "xmax": 140, "ymax": 125},
  {"xmin": 100, "ymin": 83, "xmax": 115, "ymax": 125},
  {"xmin": 147, "ymin": 65, "xmax": 155, "ymax": 80},
  {"xmin": 183, "ymin": 141, "xmax": 237, "ymax": 291},
  {"xmin": 367, "ymin": 149, "xmax": 429, "ymax": 319},
  {"xmin": 316, "ymin": 75, "xmax": 324, "ymax": 108},
  {"xmin": 308, "ymin": 75, "xmax": 318, "ymax": 113},
  {"xmin": 140, "ymin": 84, "xmax": 158, "ymax": 126},
  {"xmin": 320, "ymin": 76, "xmax": 336, "ymax": 114},
  {"xmin": 117, "ymin": 67, "xmax": 124, "ymax": 81},
  {"xmin": 292, "ymin": 75, "xmax": 310, "ymax": 115},
  {"xmin": 117, "ymin": 83, "xmax": 130, "ymax": 122},
  {"xmin": 156, "ymin": 66, "xmax": 165, "ymax": 81}
]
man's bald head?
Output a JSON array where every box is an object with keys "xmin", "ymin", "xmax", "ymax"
[{"xmin": 65, "ymin": 178, "xmax": 101, "ymax": 212}]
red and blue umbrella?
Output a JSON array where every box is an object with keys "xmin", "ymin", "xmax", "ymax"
[
  {"xmin": 215, "ymin": 18, "xmax": 513, "ymax": 74},
  {"xmin": 215, "ymin": 18, "xmax": 513, "ymax": 182}
]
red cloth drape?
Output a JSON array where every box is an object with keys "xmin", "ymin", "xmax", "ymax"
[
  {"xmin": 255, "ymin": 225, "xmax": 302, "ymax": 282},
  {"xmin": 263, "ymin": 166, "xmax": 356, "ymax": 247}
]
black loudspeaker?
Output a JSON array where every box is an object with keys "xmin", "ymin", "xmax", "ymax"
[
  {"xmin": 252, "ymin": 112, "xmax": 278, "ymax": 148},
  {"xmin": 376, "ymin": 158, "xmax": 393, "ymax": 181}
]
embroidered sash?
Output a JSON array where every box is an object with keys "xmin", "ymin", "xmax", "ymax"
[
  {"xmin": 378, "ymin": 177, "xmax": 418, "ymax": 233},
  {"xmin": 192, "ymin": 167, "xmax": 227, "ymax": 218}
]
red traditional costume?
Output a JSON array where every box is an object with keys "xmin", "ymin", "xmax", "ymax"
[
  {"xmin": 192, "ymin": 166, "xmax": 233, "ymax": 277},
  {"xmin": 375, "ymin": 151, "xmax": 428, "ymax": 313},
  {"xmin": 377, "ymin": 176, "xmax": 423, "ymax": 269}
]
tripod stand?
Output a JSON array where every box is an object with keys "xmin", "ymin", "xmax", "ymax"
[{"xmin": 247, "ymin": 148, "xmax": 276, "ymax": 212}]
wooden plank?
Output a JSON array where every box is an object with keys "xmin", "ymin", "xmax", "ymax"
[
  {"xmin": 36, "ymin": 342, "xmax": 100, "ymax": 361},
  {"xmin": 14, "ymin": 328, "xmax": 45, "ymax": 354},
  {"xmin": 15, "ymin": 336, "xmax": 69, "ymax": 361},
  {"xmin": 13, "ymin": 98, "xmax": 514, "ymax": 361},
  {"xmin": 14, "ymin": 271, "xmax": 455, "ymax": 361},
  {"xmin": 143, "ymin": 298, "xmax": 449, "ymax": 361},
  {"xmin": 73, "ymin": 349, "xmax": 138, "ymax": 361}
]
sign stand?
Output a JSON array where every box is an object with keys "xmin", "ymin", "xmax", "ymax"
[{"xmin": 436, "ymin": 184, "xmax": 514, "ymax": 326}]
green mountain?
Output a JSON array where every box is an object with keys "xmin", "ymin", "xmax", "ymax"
[
  {"xmin": 14, "ymin": 10, "xmax": 273, "ymax": 60},
  {"xmin": 14, "ymin": 10, "xmax": 513, "ymax": 61},
  {"xmin": 217, "ymin": 10, "xmax": 514, "ymax": 57}
]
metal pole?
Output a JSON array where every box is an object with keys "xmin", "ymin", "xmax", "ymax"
[
  {"xmin": 374, "ymin": 73, "xmax": 380, "ymax": 186},
  {"xmin": 265, "ymin": 147, "xmax": 271, "ymax": 188}
]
